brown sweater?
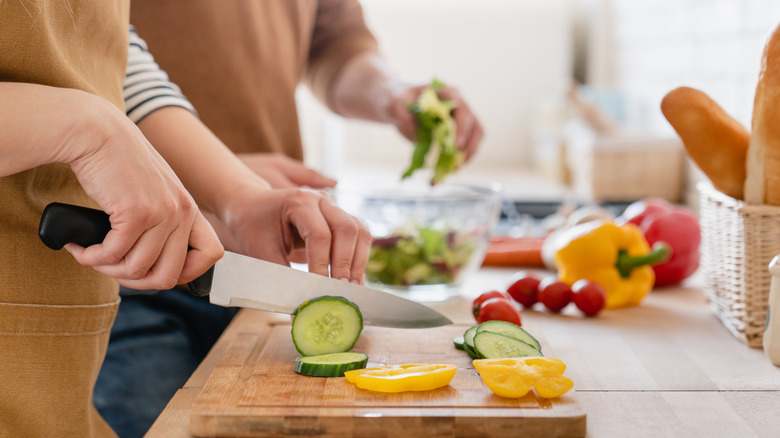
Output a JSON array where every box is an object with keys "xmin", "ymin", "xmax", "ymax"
[{"xmin": 130, "ymin": 0, "xmax": 378, "ymax": 159}]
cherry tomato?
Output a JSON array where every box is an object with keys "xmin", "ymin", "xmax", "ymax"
[
  {"xmin": 476, "ymin": 297, "xmax": 522, "ymax": 325},
  {"xmin": 571, "ymin": 279, "xmax": 607, "ymax": 316},
  {"xmin": 538, "ymin": 277, "xmax": 573, "ymax": 313},
  {"xmin": 506, "ymin": 271, "xmax": 541, "ymax": 308},
  {"xmin": 472, "ymin": 290, "xmax": 511, "ymax": 318}
]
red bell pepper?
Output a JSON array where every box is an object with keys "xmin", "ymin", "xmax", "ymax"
[{"xmin": 617, "ymin": 198, "xmax": 701, "ymax": 287}]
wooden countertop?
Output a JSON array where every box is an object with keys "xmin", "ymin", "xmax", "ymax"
[{"xmin": 146, "ymin": 268, "xmax": 780, "ymax": 438}]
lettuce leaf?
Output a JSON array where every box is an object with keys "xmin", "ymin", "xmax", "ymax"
[{"xmin": 402, "ymin": 79, "xmax": 464, "ymax": 184}]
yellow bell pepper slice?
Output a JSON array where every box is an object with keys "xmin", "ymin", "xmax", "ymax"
[
  {"xmin": 473, "ymin": 357, "xmax": 574, "ymax": 399},
  {"xmin": 344, "ymin": 363, "xmax": 457, "ymax": 393}
]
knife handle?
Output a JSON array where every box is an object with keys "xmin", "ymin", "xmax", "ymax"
[{"xmin": 38, "ymin": 202, "xmax": 213, "ymax": 297}]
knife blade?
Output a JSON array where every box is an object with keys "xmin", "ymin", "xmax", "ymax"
[
  {"xmin": 210, "ymin": 251, "xmax": 451, "ymax": 328},
  {"xmin": 38, "ymin": 202, "xmax": 452, "ymax": 328}
]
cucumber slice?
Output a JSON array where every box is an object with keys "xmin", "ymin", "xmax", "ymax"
[
  {"xmin": 292, "ymin": 296, "xmax": 363, "ymax": 356},
  {"xmin": 473, "ymin": 331, "xmax": 543, "ymax": 359},
  {"xmin": 464, "ymin": 325, "xmax": 479, "ymax": 350},
  {"xmin": 453, "ymin": 336, "xmax": 466, "ymax": 351},
  {"xmin": 463, "ymin": 341, "xmax": 480, "ymax": 359},
  {"xmin": 462, "ymin": 325, "xmax": 481, "ymax": 359},
  {"xmin": 294, "ymin": 352, "xmax": 369, "ymax": 377},
  {"xmin": 475, "ymin": 320, "xmax": 542, "ymax": 352}
]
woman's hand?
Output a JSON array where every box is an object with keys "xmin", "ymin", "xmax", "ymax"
[
  {"xmin": 58, "ymin": 90, "xmax": 223, "ymax": 289},
  {"xmin": 221, "ymin": 187, "xmax": 371, "ymax": 284},
  {"xmin": 0, "ymin": 84, "xmax": 223, "ymax": 290}
]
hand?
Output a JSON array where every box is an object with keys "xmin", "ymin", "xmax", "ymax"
[
  {"xmin": 387, "ymin": 83, "xmax": 484, "ymax": 161},
  {"xmin": 221, "ymin": 188, "xmax": 371, "ymax": 284},
  {"xmin": 64, "ymin": 95, "xmax": 223, "ymax": 290},
  {"xmin": 238, "ymin": 153, "xmax": 337, "ymax": 189}
]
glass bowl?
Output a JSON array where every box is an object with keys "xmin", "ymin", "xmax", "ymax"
[{"xmin": 331, "ymin": 182, "xmax": 502, "ymax": 302}]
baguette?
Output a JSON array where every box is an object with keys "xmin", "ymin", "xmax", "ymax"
[
  {"xmin": 661, "ymin": 87, "xmax": 749, "ymax": 200},
  {"xmin": 746, "ymin": 24, "xmax": 780, "ymax": 205}
]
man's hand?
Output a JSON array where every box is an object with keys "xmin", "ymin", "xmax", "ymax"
[
  {"xmin": 238, "ymin": 153, "xmax": 336, "ymax": 189},
  {"xmin": 221, "ymin": 188, "xmax": 371, "ymax": 284},
  {"xmin": 330, "ymin": 53, "xmax": 484, "ymax": 163},
  {"xmin": 387, "ymin": 83, "xmax": 484, "ymax": 162}
]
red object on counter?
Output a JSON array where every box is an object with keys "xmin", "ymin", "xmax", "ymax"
[
  {"xmin": 617, "ymin": 198, "xmax": 701, "ymax": 287},
  {"xmin": 537, "ymin": 277, "xmax": 573, "ymax": 313},
  {"xmin": 506, "ymin": 271, "xmax": 541, "ymax": 308},
  {"xmin": 472, "ymin": 290, "xmax": 511, "ymax": 318},
  {"xmin": 475, "ymin": 297, "xmax": 522, "ymax": 325},
  {"xmin": 481, "ymin": 236, "xmax": 546, "ymax": 268},
  {"xmin": 571, "ymin": 280, "xmax": 607, "ymax": 316}
]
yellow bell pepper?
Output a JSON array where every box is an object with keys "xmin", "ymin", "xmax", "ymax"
[
  {"xmin": 554, "ymin": 221, "xmax": 670, "ymax": 309},
  {"xmin": 473, "ymin": 357, "xmax": 574, "ymax": 399},
  {"xmin": 344, "ymin": 364, "xmax": 456, "ymax": 393}
]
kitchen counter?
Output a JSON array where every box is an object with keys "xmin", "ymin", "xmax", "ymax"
[{"xmin": 146, "ymin": 268, "xmax": 780, "ymax": 438}]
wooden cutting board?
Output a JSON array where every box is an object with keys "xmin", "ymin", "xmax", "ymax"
[{"xmin": 190, "ymin": 321, "xmax": 586, "ymax": 437}]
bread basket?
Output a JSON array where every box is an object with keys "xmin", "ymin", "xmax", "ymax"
[{"xmin": 698, "ymin": 182, "xmax": 780, "ymax": 347}]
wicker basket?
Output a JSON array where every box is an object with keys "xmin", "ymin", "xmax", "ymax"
[
  {"xmin": 565, "ymin": 133, "xmax": 685, "ymax": 202},
  {"xmin": 698, "ymin": 182, "xmax": 780, "ymax": 347}
]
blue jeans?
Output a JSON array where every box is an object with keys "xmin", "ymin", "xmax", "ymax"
[{"xmin": 93, "ymin": 288, "xmax": 238, "ymax": 438}]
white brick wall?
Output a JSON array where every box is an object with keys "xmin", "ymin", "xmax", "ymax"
[{"xmin": 610, "ymin": 0, "xmax": 780, "ymax": 134}]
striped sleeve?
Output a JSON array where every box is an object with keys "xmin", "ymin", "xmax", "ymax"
[{"xmin": 125, "ymin": 26, "xmax": 196, "ymax": 123}]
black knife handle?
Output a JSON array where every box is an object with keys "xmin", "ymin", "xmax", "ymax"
[{"xmin": 39, "ymin": 202, "xmax": 213, "ymax": 297}]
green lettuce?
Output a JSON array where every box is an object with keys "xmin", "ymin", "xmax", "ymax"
[{"xmin": 402, "ymin": 79, "xmax": 465, "ymax": 185}]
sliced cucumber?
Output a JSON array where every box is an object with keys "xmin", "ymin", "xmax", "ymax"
[
  {"xmin": 462, "ymin": 325, "xmax": 481, "ymax": 359},
  {"xmin": 294, "ymin": 352, "xmax": 369, "ymax": 377},
  {"xmin": 463, "ymin": 342, "xmax": 480, "ymax": 359},
  {"xmin": 453, "ymin": 336, "xmax": 466, "ymax": 351},
  {"xmin": 464, "ymin": 325, "xmax": 479, "ymax": 350},
  {"xmin": 475, "ymin": 320, "xmax": 542, "ymax": 352},
  {"xmin": 473, "ymin": 331, "xmax": 543, "ymax": 359},
  {"xmin": 292, "ymin": 296, "xmax": 363, "ymax": 356}
]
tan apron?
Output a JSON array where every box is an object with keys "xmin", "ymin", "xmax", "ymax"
[{"xmin": 0, "ymin": 1, "xmax": 129, "ymax": 436}]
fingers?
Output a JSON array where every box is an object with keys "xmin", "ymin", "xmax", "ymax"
[
  {"xmin": 438, "ymin": 86, "xmax": 484, "ymax": 161},
  {"xmin": 65, "ymin": 206, "xmax": 222, "ymax": 290},
  {"xmin": 454, "ymin": 107, "xmax": 484, "ymax": 161},
  {"xmin": 177, "ymin": 213, "xmax": 224, "ymax": 284},
  {"xmin": 283, "ymin": 190, "xmax": 370, "ymax": 283},
  {"xmin": 288, "ymin": 248, "xmax": 307, "ymax": 264},
  {"xmin": 393, "ymin": 84, "xmax": 427, "ymax": 141},
  {"xmin": 318, "ymin": 198, "xmax": 366, "ymax": 282},
  {"xmin": 240, "ymin": 152, "xmax": 336, "ymax": 189},
  {"xmin": 115, "ymin": 224, "xmax": 189, "ymax": 290},
  {"xmin": 65, "ymin": 210, "xmax": 151, "ymax": 269},
  {"xmin": 281, "ymin": 161, "xmax": 337, "ymax": 188},
  {"xmin": 286, "ymin": 191, "xmax": 332, "ymax": 277},
  {"xmin": 395, "ymin": 99, "xmax": 419, "ymax": 141},
  {"xmin": 350, "ymin": 222, "xmax": 372, "ymax": 285},
  {"xmin": 257, "ymin": 170, "xmax": 298, "ymax": 189},
  {"xmin": 66, "ymin": 207, "xmax": 177, "ymax": 285},
  {"xmin": 464, "ymin": 121, "xmax": 484, "ymax": 161}
]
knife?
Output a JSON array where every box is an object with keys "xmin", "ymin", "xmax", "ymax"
[{"xmin": 38, "ymin": 202, "xmax": 452, "ymax": 328}]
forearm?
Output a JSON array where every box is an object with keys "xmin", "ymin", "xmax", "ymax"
[
  {"xmin": 0, "ymin": 82, "xmax": 114, "ymax": 177},
  {"xmin": 329, "ymin": 52, "xmax": 406, "ymax": 123},
  {"xmin": 136, "ymin": 106, "xmax": 270, "ymax": 220}
]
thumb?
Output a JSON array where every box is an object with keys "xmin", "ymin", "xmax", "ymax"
[{"xmin": 287, "ymin": 166, "xmax": 337, "ymax": 188}]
